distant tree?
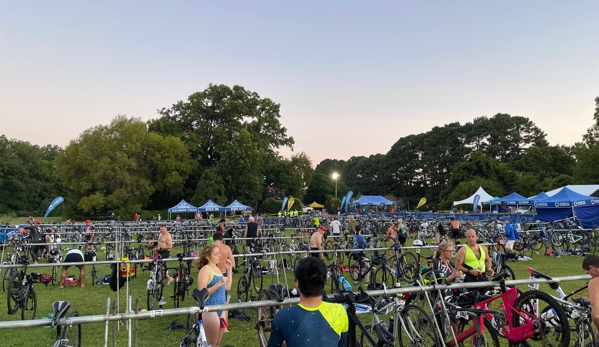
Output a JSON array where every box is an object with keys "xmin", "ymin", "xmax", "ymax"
[{"xmin": 55, "ymin": 116, "xmax": 195, "ymax": 218}]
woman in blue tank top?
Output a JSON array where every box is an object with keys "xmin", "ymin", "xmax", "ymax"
[{"xmin": 197, "ymin": 244, "xmax": 233, "ymax": 347}]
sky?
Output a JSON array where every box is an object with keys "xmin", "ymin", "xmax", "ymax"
[{"xmin": 1, "ymin": 1, "xmax": 598, "ymax": 166}]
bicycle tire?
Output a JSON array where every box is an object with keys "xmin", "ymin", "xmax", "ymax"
[
  {"xmin": 2, "ymin": 267, "xmax": 15, "ymax": 292},
  {"xmin": 51, "ymin": 266, "xmax": 58, "ymax": 286},
  {"xmin": 237, "ymin": 275, "xmax": 249, "ymax": 302},
  {"xmin": 373, "ymin": 265, "xmax": 395, "ymax": 289},
  {"xmin": 357, "ymin": 324, "xmax": 378, "ymax": 347},
  {"xmin": 173, "ymin": 273, "xmax": 181, "ymax": 308},
  {"xmin": 90, "ymin": 266, "xmax": 97, "ymax": 287},
  {"xmin": 7, "ymin": 271, "xmax": 22, "ymax": 315},
  {"xmin": 512, "ymin": 289, "xmax": 570, "ymax": 347},
  {"xmin": 349, "ymin": 258, "xmax": 361, "ymax": 282},
  {"xmin": 399, "ymin": 252, "xmax": 418, "ymax": 282},
  {"xmin": 21, "ymin": 287, "xmax": 36, "ymax": 320},
  {"xmin": 155, "ymin": 263, "xmax": 165, "ymax": 308},
  {"xmin": 256, "ymin": 290, "xmax": 278, "ymax": 347},
  {"xmin": 572, "ymin": 319, "xmax": 596, "ymax": 347},
  {"xmin": 329, "ymin": 267, "xmax": 341, "ymax": 294},
  {"xmin": 455, "ymin": 315, "xmax": 501, "ymax": 347},
  {"xmin": 60, "ymin": 310, "xmax": 82, "ymax": 347},
  {"xmin": 399, "ymin": 304, "xmax": 441, "ymax": 347},
  {"xmin": 251, "ymin": 261, "xmax": 263, "ymax": 295},
  {"xmin": 325, "ymin": 240, "xmax": 334, "ymax": 261},
  {"xmin": 180, "ymin": 268, "xmax": 188, "ymax": 303}
]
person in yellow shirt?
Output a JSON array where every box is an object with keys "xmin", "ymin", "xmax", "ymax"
[{"xmin": 455, "ymin": 229, "xmax": 494, "ymax": 294}]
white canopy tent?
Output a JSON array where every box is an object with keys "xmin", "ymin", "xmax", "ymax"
[{"xmin": 453, "ymin": 186, "xmax": 494, "ymax": 207}]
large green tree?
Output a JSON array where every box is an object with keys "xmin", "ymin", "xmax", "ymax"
[
  {"xmin": 55, "ymin": 116, "xmax": 195, "ymax": 218},
  {"xmin": 574, "ymin": 97, "xmax": 599, "ymax": 184},
  {"xmin": 148, "ymin": 84, "xmax": 296, "ymax": 207}
]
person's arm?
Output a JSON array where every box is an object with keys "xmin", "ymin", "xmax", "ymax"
[
  {"xmin": 225, "ymin": 259, "xmax": 233, "ymax": 291},
  {"xmin": 165, "ymin": 234, "xmax": 173, "ymax": 251},
  {"xmin": 227, "ymin": 246, "xmax": 236, "ymax": 269},
  {"xmin": 455, "ymin": 248, "xmax": 468, "ymax": 273},
  {"xmin": 588, "ymin": 278, "xmax": 599, "ymax": 332},
  {"xmin": 267, "ymin": 314, "xmax": 284, "ymax": 347}
]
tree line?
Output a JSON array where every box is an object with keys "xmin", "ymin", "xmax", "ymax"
[{"xmin": 0, "ymin": 84, "xmax": 597, "ymax": 218}]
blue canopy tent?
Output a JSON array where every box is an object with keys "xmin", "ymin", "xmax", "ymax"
[
  {"xmin": 197, "ymin": 200, "xmax": 226, "ymax": 213},
  {"xmin": 533, "ymin": 187, "xmax": 597, "ymax": 222},
  {"xmin": 491, "ymin": 192, "xmax": 529, "ymax": 206},
  {"xmin": 168, "ymin": 200, "xmax": 197, "ymax": 220},
  {"xmin": 224, "ymin": 200, "xmax": 252, "ymax": 216},
  {"xmin": 528, "ymin": 191, "xmax": 549, "ymax": 204},
  {"xmin": 351, "ymin": 195, "xmax": 397, "ymax": 206}
]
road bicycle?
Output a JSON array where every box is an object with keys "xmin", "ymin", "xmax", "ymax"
[
  {"xmin": 172, "ymin": 253, "xmax": 193, "ymax": 308},
  {"xmin": 145, "ymin": 253, "xmax": 166, "ymax": 310},
  {"xmin": 50, "ymin": 300, "xmax": 81, "ymax": 347},
  {"xmin": 236, "ymin": 253, "xmax": 263, "ymax": 302},
  {"xmin": 256, "ymin": 284, "xmax": 288, "ymax": 347},
  {"xmin": 527, "ymin": 266, "xmax": 596, "ymax": 347},
  {"xmin": 6, "ymin": 256, "xmax": 37, "ymax": 320},
  {"xmin": 372, "ymin": 244, "xmax": 418, "ymax": 288},
  {"xmin": 435, "ymin": 272, "xmax": 570, "ymax": 347},
  {"xmin": 181, "ymin": 288, "xmax": 209, "ymax": 347}
]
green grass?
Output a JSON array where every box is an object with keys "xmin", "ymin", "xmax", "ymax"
[{"xmin": 0, "ymin": 240, "xmax": 591, "ymax": 347}]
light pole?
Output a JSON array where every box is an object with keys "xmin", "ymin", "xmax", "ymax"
[{"xmin": 332, "ymin": 172, "xmax": 339, "ymax": 198}]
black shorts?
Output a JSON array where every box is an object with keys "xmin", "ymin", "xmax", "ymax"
[
  {"xmin": 398, "ymin": 233, "xmax": 407, "ymax": 245},
  {"xmin": 332, "ymin": 233, "xmax": 340, "ymax": 242},
  {"xmin": 451, "ymin": 229, "xmax": 461, "ymax": 238},
  {"xmin": 63, "ymin": 253, "xmax": 85, "ymax": 270},
  {"xmin": 158, "ymin": 250, "xmax": 170, "ymax": 259},
  {"xmin": 464, "ymin": 273, "xmax": 489, "ymax": 294},
  {"xmin": 309, "ymin": 248, "xmax": 320, "ymax": 257}
]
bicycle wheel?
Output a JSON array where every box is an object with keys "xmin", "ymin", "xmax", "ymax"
[
  {"xmin": 237, "ymin": 275, "xmax": 249, "ymax": 302},
  {"xmin": 7, "ymin": 271, "xmax": 22, "ymax": 315},
  {"xmin": 512, "ymin": 289, "xmax": 570, "ymax": 347},
  {"xmin": 455, "ymin": 315, "xmax": 501, "ymax": 347},
  {"xmin": 324, "ymin": 240, "xmax": 333, "ymax": 261},
  {"xmin": 550, "ymin": 232, "xmax": 564, "ymax": 250},
  {"xmin": 373, "ymin": 266, "xmax": 395, "ymax": 289},
  {"xmin": 2, "ymin": 267, "xmax": 15, "ymax": 292},
  {"xmin": 529, "ymin": 237, "xmax": 546, "ymax": 256},
  {"xmin": 147, "ymin": 287, "xmax": 156, "ymax": 310},
  {"xmin": 173, "ymin": 274, "xmax": 181, "ymax": 308},
  {"xmin": 349, "ymin": 258, "xmax": 361, "ymax": 282},
  {"xmin": 251, "ymin": 261, "xmax": 263, "ymax": 294},
  {"xmin": 399, "ymin": 304, "xmax": 441, "ymax": 347},
  {"xmin": 179, "ymin": 268, "xmax": 188, "ymax": 303},
  {"xmin": 256, "ymin": 290, "xmax": 278, "ymax": 347},
  {"xmin": 21, "ymin": 288, "xmax": 36, "ymax": 320},
  {"xmin": 572, "ymin": 319, "xmax": 596, "ymax": 347},
  {"xmin": 504, "ymin": 265, "xmax": 516, "ymax": 281},
  {"xmin": 357, "ymin": 325, "xmax": 378, "ymax": 347},
  {"xmin": 399, "ymin": 252, "xmax": 418, "ymax": 282},
  {"xmin": 60, "ymin": 310, "xmax": 81, "ymax": 347}
]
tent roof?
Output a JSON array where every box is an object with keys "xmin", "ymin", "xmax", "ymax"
[
  {"xmin": 534, "ymin": 187, "xmax": 599, "ymax": 208},
  {"xmin": 453, "ymin": 186, "xmax": 494, "ymax": 207},
  {"xmin": 351, "ymin": 195, "xmax": 397, "ymax": 206},
  {"xmin": 546, "ymin": 185, "xmax": 599, "ymax": 197},
  {"xmin": 197, "ymin": 199, "xmax": 226, "ymax": 212},
  {"xmin": 168, "ymin": 200, "xmax": 197, "ymax": 213},
  {"xmin": 224, "ymin": 200, "xmax": 252, "ymax": 212},
  {"xmin": 528, "ymin": 191, "xmax": 549, "ymax": 202},
  {"xmin": 308, "ymin": 201, "xmax": 325, "ymax": 208},
  {"xmin": 491, "ymin": 192, "xmax": 529, "ymax": 205}
]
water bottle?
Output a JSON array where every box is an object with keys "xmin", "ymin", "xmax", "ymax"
[
  {"xmin": 421, "ymin": 265, "xmax": 430, "ymax": 272},
  {"xmin": 540, "ymin": 308, "xmax": 558, "ymax": 327},
  {"xmin": 570, "ymin": 308, "xmax": 580, "ymax": 319},
  {"xmin": 388, "ymin": 316, "xmax": 395, "ymax": 335},
  {"xmin": 339, "ymin": 276, "xmax": 352, "ymax": 292}
]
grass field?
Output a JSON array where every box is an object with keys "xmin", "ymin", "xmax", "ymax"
[{"xmin": 0, "ymin": 239, "xmax": 592, "ymax": 347}]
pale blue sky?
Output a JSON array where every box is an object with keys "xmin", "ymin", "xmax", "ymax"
[{"xmin": 1, "ymin": 1, "xmax": 598, "ymax": 165}]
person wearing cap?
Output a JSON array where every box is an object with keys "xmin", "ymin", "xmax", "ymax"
[
  {"xmin": 85, "ymin": 220, "xmax": 96, "ymax": 250},
  {"xmin": 309, "ymin": 226, "xmax": 326, "ymax": 259}
]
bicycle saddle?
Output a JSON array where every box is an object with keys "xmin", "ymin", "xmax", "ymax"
[
  {"xmin": 176, "ymin": 253, "xmax": 185, "ymax": 259},
  {"xmin": 267, "ymin": 284, "xmax": 287, "ymax": 302},
  {"xmin": 192, "ymin": 288, "xmax": 209, "ymax": 309},
  {"xmin": 572, "ymin": 297, "xmax": 591, "ymax": 308},
  {"xmin": 526, "ymin": 267, "xmax": 552, "ymax": 281},
  {"xmin": 50, "ymin": 301, "xmax": 71, "ymax": 329}
]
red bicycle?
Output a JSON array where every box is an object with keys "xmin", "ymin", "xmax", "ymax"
[{"xmin": 436, "ymin": 272, "xmax": 570, "ymax": 347}]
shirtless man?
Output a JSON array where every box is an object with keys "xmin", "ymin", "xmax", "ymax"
[
  {"xmin": 449, "ymin": 217, "xmax": 462, "ymax": 243},
  {"xmin": 582, "ymin": 254, "xmax": 599, "ymax": 334},
  {"xmin": 309, "ymin": 226, "xmax": 326, "ymax": 259},
  {"xmin": 156, "ymin": 225, "xmax": 174, "ymax": 285}
]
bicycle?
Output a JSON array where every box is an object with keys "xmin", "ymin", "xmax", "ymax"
[
  {"xmin": 181, "ymin": 288, "xmax": 209, "ymax": 347},
  {"xmin": 50, "ymin": 301, "xmax": 81, "ymax": 347},
  {"xmin": 172, "ymin": 253, "xmax": 193, "ymax": 308},
  {"xmin": 6, "ymin": 255, "xmax": 37, "ymax": 320},
  {"xmin": 527, "ymin": 266, "xmax": 596, "ymax": 347},
  {"xmin": 145, "ymin": 253, "xmax": 166, "ymax": 310},
  {"xmin": 372, "ymin": 243, "xmax": 418, "ymax": 288},
  {"xmin": 255, "ymin": 284, "xmax": 288, "ymax": 347},
  {"xmin": 236, "ymin": 253, "xmax": 263, "ymax": 302}
]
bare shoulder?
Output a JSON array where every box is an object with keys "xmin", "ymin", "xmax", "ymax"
[{"xmin": 589, "ymin": 276, "xmax": 599, "ymax": 289}]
